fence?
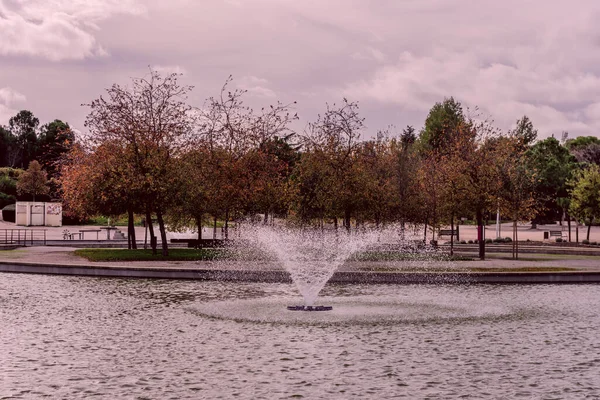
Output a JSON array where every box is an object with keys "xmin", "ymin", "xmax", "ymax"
[{"xmin": 0, "ymin": 229, "xmax": 47, "ymax": 246}]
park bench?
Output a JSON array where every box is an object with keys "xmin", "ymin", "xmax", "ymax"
[
  {"xmin": 549, "ymin": 230, "xmax": 565, "ymax": 239},
  {"xmin": 79, "ymin": 229, "xmax": 101, "ymax": 240},
  {"xmin": 439, "ymin": 228, "xmax": 459, "ymax": 241}
]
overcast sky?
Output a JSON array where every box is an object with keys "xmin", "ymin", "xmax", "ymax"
[{"xmin": 1, "ymin": 0, "xmax": 600, "ymax": 140}]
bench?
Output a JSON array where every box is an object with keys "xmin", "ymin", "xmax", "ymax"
[
  {"xmin": 439, "ymin": 228, "xmax": 459, "ymax": 241},
  {"xmin": 79, "ymin": 229, "xmax": 101, "ymax": 240}
]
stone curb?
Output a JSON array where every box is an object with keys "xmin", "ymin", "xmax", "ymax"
[{"xmin": 2, "ymin": 261, "xmax": 600, "ymax": 284}]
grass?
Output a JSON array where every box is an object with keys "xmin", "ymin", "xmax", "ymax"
[
  {"xmin": 467, "ymin": 267, "xmax": 577, "ymax": 272},
  {"xmin": 74, "ymin": 248, "xmax": 237, "ymax": 262},
  {"xmin": 484, "ymin": 252, "xmax": 600, "ymax": 261},
  {"xmin": 351, "ymin": 251, "xmax": 473, "ymax": 262},
  {"xmin": 0, "ymin": 249, "xmax": 27, "ymax": 259},
  {"xmin": 358, "ymin": 266, "xmax": 577, "ymax": 273}
]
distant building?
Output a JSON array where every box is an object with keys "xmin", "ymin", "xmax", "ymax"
[{"xmin": 15, "ymin": 202, "xmax": 62, "ymax": 227}]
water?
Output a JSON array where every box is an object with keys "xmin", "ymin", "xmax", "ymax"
[
  {"xmin": 1, "ymin": 273, "xmax": 600, "ymax": 399},
  {"xmin": 240, "ymin": 225, "xmax": 432, "ymax": 306}
]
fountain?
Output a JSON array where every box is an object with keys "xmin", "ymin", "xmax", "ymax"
[{"xmin": 240, "ymin": 224, "xmax": 425, "ymax": 311}]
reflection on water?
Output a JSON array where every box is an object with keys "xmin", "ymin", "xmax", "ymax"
[{"xmin": 1, "ymin": 274, "xmax": 600, "ymax": 399}]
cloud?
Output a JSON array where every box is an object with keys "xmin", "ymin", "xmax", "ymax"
[
  {"xmin": 0, "ymin": 87, "xmax": 26, "ymax": 125},
  {"xmin": 338, "ymin": 0, "xmax": 600, "ymax": 137},
  {"xmin": 154, "ymin": 65, "xmax": 187, "ymax": 75},
  {"xmin": 237, "ymin": 76, "xmax": 276, "ymax": 98},
  {"xmin": 0, "ymin": 0, "xmax": 145, "ymax": 61}
]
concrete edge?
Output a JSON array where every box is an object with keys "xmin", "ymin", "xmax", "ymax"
[{"xmin": 1, "ymin": 261, "xmax": 600, "ymax": 284}]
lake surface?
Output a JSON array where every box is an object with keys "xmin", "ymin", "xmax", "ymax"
[{"xmin": 1, "ymin": 274, "xmax": 599, "ymax": 399}]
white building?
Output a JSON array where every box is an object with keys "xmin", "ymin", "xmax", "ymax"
[{"xmin": 15, "ymin": 202, "xmax": 62, "ymax": 227}]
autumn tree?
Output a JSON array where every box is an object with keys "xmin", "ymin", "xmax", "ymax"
[
  {"xmin": 16, "ymin": 160, "xmax": 49, "ymax": 202},
  {"xmin": 496, "ymin": 136, "xmax": 538, "ymax": 258},
  {"xmin": 60, "ymin": 142, "xmax": 142, "ymax": 248},
  {"xmin": 194, "ymin": 78, "xmax": 298, "ymax": 237},
  {"xmin": 83, "ymin": 69, "xmax": 196, "ymax": 255},
  {"xmin": 299, "ymin": 99, "xmax": 365, "ymax": 231}
]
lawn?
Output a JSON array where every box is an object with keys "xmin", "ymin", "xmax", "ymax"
[{"xmin": 74, "ymin": 248, "xmax": 237, "ymax": 262}]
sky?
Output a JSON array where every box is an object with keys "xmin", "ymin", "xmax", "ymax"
[{"xmin": 1, "ymin": 0, "xmax": 600, "ymax": 140}]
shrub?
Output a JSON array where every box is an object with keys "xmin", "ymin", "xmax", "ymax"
[
  {"xmin": 473, "ymin": 239, "xmax": 479, "ymax": 244},
  {"xmin": 555, "ymin": 238, "xmax": 563, "ymax": 243},
  {"xmin": 504, "ymin": 237, "xmax": 512, "ymax": 242},
  {"xmin": 485, "ymin": 238, "xmax": 493, "ymax": 244},
  {"xmin": 467, "ymin": 240, "xmax": 473, "ymax": 244},
  {"xmin": 493, "ymin": 238, "xmax": 503, "ymax": 243},
  {"xmin": 459, "ymin": 240, "xmax": 467, "ymax": 244},
  {"xmin": 582, "ymin": 239, "xmax": 590, "ymax": 245},
  {"xmin": 592, "ymin": 241, "xmax": 598, "ymax": 246}
]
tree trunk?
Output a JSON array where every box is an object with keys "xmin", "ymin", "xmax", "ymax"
[
  {"xmin": 400, "ymin": 220, "xmax": 406, "ymax": 241},
  {"xmin": 567, "ymin": 213, "xmax": 571, "ymax": 242},
  {"xmin": 213, "ymin": 217, "xmax": 217, "ymax": 240},
  {"xmin": 344, "ymin": 210, "xmax": 351, "ymax": 234},
  {"xmin": 513, "ymin": 219, "xmax": 519, "ymax": 260},
  {"xmin": 196, "ymin": 216, "xmax": 203, "ymax": 242},
  {"xmin": 127, "ymin": 209, "xmax": 137, "ymax": 249},
  {"xmin": 476, "ymin": 209, "xmax": 485, "ymax": 260},
  {"xmin": 512, "ymin": 219, "xmax": 516, "ymax": 259},
  {"xmin": 450, "ymin": 214, "xmax": 454, "ymax": 257},
  {"xmin": 146, "ymin": 209, "xmax": 157, "ymax": 255},
  {"xmin": 224, "ymin": 209, "xmax": 229, "ymax": 240},
  {"xmin": 156, "ymin": 209, "xmax": 168, "ymax": 256},
  {"xmin": 263, "ymin": 212, "xmax": 268, "ymax": 225},
  {"xmin": 587, "ymin": 217, "xmax": 593, "ymax": 241},
  {"xmin": 423, "ymin": 218, "xmax": 428, "ymax": 243},
  {"xmin": 334, "ymin": 217, "xmax": 338, "ymax": 231},
  {"xmin": 576, "ymin": 222, "xmax": 579, "ymax": 244}
]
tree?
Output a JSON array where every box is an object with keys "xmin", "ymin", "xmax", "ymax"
[
  {"xmin": 0, "ymin": 167, "xmax": 22, "ymax": 209},
  {"xmin": 400, "ymin": 125, "xmax": 416, "ymax": 148},
  {"xmin": 37, "ymin": 120, "xmax": 75, "ymax": 176},
  {"xmin": 9, "ymin": 110, "xmax": 39, "ymax": 169},
  {"xmin": 60, "ymin": 142, "xmax": 142, "ymax": 248},
  {"xmin": 418, "ymin": 97, "xmax": 467, "ymax": 153},
  {"xmin": 0, "ymin": 126, "xmax": 15, "ymax": 167},
  {"xmin": 569, "ymin": 164, "xmax": 600, "ymax": 241},
  {"xmin": 526, "ymin": 137, "xmax": 577, "ymax": 227},
  {"xmin": 16, "ymin": 160, "xmax": 49, "ymax": 202},
  {"xmin": 301, "ymin": 99, "xmax": 365, "ymax": 231},
  {"xmin": 565, "ymin": 136, "xmax": 600, "ymax": 152},
  {"xmin": 510, "ymin": 116, "xmax": 537, "ymax": 146},
  {"xmin": 571, "ymin": 143, "xmax": 600, "ymax": 165},
  {"xmin": 83, "ymin": 68, "xmax": 196, "ymax": 255},
  {"xmin": 496, "ymin": 136, "xmax": 539, "ymax": 258}
]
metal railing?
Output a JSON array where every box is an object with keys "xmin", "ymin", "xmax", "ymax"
[{"xmin": 0, "ymin": 229, "xmax": 47, "ymax": 246}]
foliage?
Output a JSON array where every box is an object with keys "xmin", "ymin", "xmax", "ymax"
[
  {"xmin": 526, "ymin": 137, "xmax": 577, "ymax": 223},
  {"xmin": 7, "ymin": 110, "xmax": 39, "ymax": 169},
  {"xmin": 16, "ymin": 160, "xmax": 49, "ymax": 201},
  {"xmin": 510, "ymin": 116, "xmax": 537, "ymax": 146},
  {"xmin": 418, "ymin": 97, "xmax": 468, "ymax": 153},
  {"xmin": 569, "ymin": 164, "xmax": 600, "ymax": 240}
]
